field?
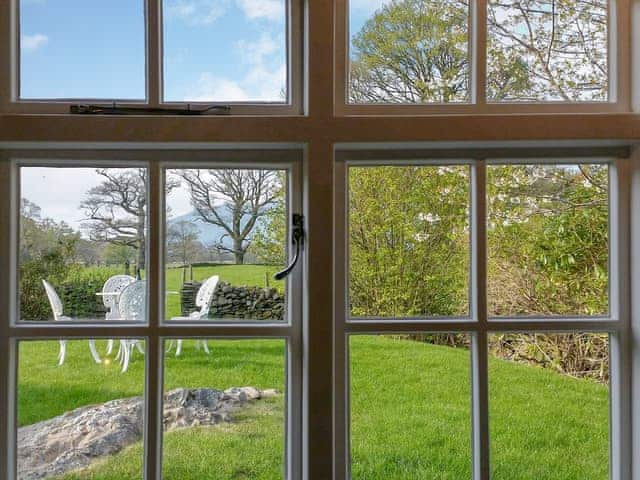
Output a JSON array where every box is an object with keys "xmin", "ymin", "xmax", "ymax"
[
  {"xmin": 16, "ymin": 265, "xmax": 610, "ymax": 479},
  {"xmin": 18, "ymin": 339, "xmax": 609, "ymax": 480}
]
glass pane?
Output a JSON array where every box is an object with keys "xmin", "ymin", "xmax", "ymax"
[
  {"xmin": 348, "ymin": 0, "xmax": 470, "ymax": 104},
  {"xmin": 19, "ymin": 0, "xmax": 145, "ymax": 100},
  {"xmin": 161, "ymin": 339, "xmax": 286, "ymax": 479},
  {"xmin": 489, "ymin": 332, "xmax": 609, "ymax": 479},
  {"xmin": 487, "ymin": 0, "xmax": 608, "ymax": 102},
  {"xmin": 487, "ymin": 164, "xmax": 608, "ymax": 317},
  {"xmin": 165, "ymin": 168, "xmax": 287, "ymax": 322},
  {"xmin": 17, "ymin": 339, "xmax": 146, "ymax": 479},
  {"xmin": 348, "ymin": 165, "xmax": 470, "ymax": 318},
  {"xmin": 19, "ymin": 167, "xmax": 148, "ymax": 323},
  {"xmin": 349, "ymin": 334, "xmax": 471, "ymax": 479},
  {"xmin": 163, "ymin": 0, "xmax": 287, "ymax": 102}
]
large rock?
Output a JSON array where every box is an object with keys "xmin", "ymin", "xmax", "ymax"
[{"xmin": 18, "ymin": 387, "xmax": 277, "ymax": 480}]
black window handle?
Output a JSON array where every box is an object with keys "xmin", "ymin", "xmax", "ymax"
[{"xmin": 274, "ymin": 214, "xmax": 304, "ymax": 281}]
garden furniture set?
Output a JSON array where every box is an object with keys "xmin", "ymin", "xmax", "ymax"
[{"xmin": 41, "ymin": 274, "xmax": 220, "ymax": 372}]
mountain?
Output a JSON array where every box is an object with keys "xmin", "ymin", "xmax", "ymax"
[
  {"xmin": 168, "ymin": 210, "xmax": 231, "ymax": 247},
  {"xmin": 167, "ymin": 207, "xmax": 272, "ymax": 248}
]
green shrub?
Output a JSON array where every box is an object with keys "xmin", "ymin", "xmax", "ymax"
[
  {"xmin": 19, "ymin": 250, "xmax": 67, "ymax": 320},
  {"xmin": 20, "ymin": 264, "xmax": 124, "ymax": 321}
]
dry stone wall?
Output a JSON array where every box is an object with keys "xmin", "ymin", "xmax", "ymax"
[{"xmin": 181, "ymin": 281, "xmax": 285, "ymax": 321}]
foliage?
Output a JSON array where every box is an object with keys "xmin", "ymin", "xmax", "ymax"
[
  {"xmin": 487, "ymin": 0, "xmax": 608, "ymax": 101},
  {"xmin": 20, "ymin": 248, "xmax": 70, "ymax": 320},
  {"xmin": 249, "ymin": 172, "xmax": 287, "ymax": 265},
  {"xmin": 350, "ymin": 0, "xmax": 608, "ymax": 102},
  {"xmin": 59, "ymin": 266, "xmax": 123, "ymax": 318},
  {"xmin": 350, "ymin": 0, "xmax": 470, "ymax": 103},
  {"xmin": 348, "ymin": 165, "xmax": 469, "ymax": 317},
  {"xmin": 19, "ymin": 200, "xmax": 78, "ymax": 320},
  {"xmin": 345, "ymin": 163, "xmax": 609, "ymax": 380},
  {"xmin": 491, "ymin": 332, "xmax": 609, "ymax": 382},
  {"xmin": 487, "ymin": 164, "xmax": 608, "ymax": 316},
  {"xmin": 21, "ymin": 263, "xmax": 122, "ymax": 321}
]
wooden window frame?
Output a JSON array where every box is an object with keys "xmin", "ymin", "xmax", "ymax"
[
  {"xmin": 335, "ymin": 0, "xmax": 631, "ymax": 115},
  {"xmin": 0, "ymin": 0, "xmax": 304, "ymax": 115}
]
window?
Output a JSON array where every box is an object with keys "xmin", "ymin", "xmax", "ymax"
[
  {"xmin": 0, "ymin": 1, "xmax": 636, "ymax": 478},
  {"xmin": 18, "ymin": 166, "xmax": 149, "ymax": 323},
  {"xmin": 6, "ymin": 0, "xmax": 302, "ymax": 113},
  {"xmin": 487, "ymin": 1, "xmax": 609, "ymax": 103},
  {"xmin": 163, "ymin": 0, "xmax": 288, "ymax": 103},
  {"xmin": 19, "ymin": 0, "xmax": 146, "ymax": 100},
  {"xmin": 487, "ymin": 163, "xmax": 609, "ymax": 317},
  {"xmin": 335, "ymin": 152, "xmax": 626, "ymax": 480},
  {"xmin": 348, "ymin": 0, "xmax": 471, "ymax": 104},
  {"xmin": 339, "ymin": 0, "xmax": 628, "ymax": 112},
  {"xmin": 348, "ymin": 164, "xmax": 470, "ymax": 318},
  {"xmin": 2, "ymin": 150, "xmax": 303, "ymax": 480}
]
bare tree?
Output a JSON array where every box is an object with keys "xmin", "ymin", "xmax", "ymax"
[
  {"xmin": 167, "ymin": 220, "xmax": 202, "ymax": 265},
  {"xmin": 178, "ymin": 169, "xmax": 280, "ymax": 264},
  {"xmin": 81, "ymin": 169, "xmax": 149, "ymax": 271}
]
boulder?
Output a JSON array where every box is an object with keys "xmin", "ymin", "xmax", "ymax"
[{"xmin": 18, "ymin": 386, "xmax": 277, "ymax": 480}]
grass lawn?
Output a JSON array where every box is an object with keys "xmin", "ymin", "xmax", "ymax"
[
  {"xmin": 164, "ymin": 265, "xmax": 284, "ymax": 319},
  {"xmin": 17, "ymin": 337, "xmax": 609, "ymax": 480}
]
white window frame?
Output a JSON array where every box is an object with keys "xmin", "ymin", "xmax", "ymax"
[
  {"xmin": 0, "ymin": 1, "xmax": 305, "ymax": 115},
  {"xmin": 333, "ymin": 147, "xmax": 632, "ymax": 480},
  {"xmin": 0, "ymin": 146, "xmax": 304, "ymax": 480},
  {"xmin": 335, "ymin": 0, "xmax": 631, "ymax": 115}
]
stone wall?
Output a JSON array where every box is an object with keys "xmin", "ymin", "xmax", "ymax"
[{"xmin": 181, "ymin": 281, "xmax": 285, "ymax": 321}]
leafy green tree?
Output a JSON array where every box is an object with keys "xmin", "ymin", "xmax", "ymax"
[
  {"xmin": 19, "ymin": 199, "xmax": 78, "ymax": 320},
  {"xmin": 350, "ymin": 0, "xmax": 608, "ymax": 102},
  {"xmin": 350, "ymin": 0, "xmax": 470, "ymax": 103},
  {"xmin": 349, "ymin": 166, "xmax": 469, "ymax": 317},
  {"xmin": 249, "ymin": 172, "xmax": 287, "ymax": 265},
  {"xmin": 487, "ymin": 164, "xmax": 608, "ymax": 316}
]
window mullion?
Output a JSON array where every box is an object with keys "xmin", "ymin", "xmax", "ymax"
[
  {"xmin": 471, "ymin": 160, "xmax": 490, "ymax": 480},
  {"xmin": 144, "ymin": 162, "xmax": 163, "ymax": 480},
  {"xmin": 0, "ymin": 157, "xmax": 14, "ymax": 480},
  {"xmin": 333, "ymin": 159, "xmax": 348, "ymax": 480},
  {"xmin": 472, "ymin": 0, "xmax": 487, "ymax": 107},
  {"xmin": 609, "ymin": 158, "xmax": 632, "ymax": 480},
  {"xmin": 146, "ymin": 0, "xmax": 161, "ymax": 107}
]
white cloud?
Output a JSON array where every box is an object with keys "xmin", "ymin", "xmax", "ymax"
[
  {"xmin": 186, "ymin": 32, "xmax": 286, "ymax": 102},
  {"xmin": 235, "ymin": 0, "xmax": 284, "ymax": 21},
  {"xmin": 165, "ymin": 0, "xmax": 228, "ymax": 25},
  {"xmin": 190, "ymin": 74, "xmax": 252, "ymax": 101},
  {"xmin": 236, "ymin": 33, "xmax": 277, "ymax": 65},
  {"xmin": 22, "ymin": 33, "xmax": 48, "ymax": 52}
]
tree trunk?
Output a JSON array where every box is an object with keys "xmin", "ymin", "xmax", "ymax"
[
  {"xmin": 137, "ymin": 212, "xmax": 146, "ymax": 270},
  {"xmin": 233, "ymin": 238, "xmax": 245, "ymax": 265}
]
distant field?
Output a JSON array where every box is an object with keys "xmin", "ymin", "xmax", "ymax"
[{"xmin": 164, "ymin": 264, "xmax": 284, "ymax": 318}]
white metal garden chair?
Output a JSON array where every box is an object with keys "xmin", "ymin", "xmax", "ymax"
[
  {"xmin": 41, "ymin": 279, "xmax": 102, "ymax": 366},
  {"xmin": 99, "ymin": 274, "xmax": 136, "ymax": 355},
  {"xmin": 117, "ymin": 280, "xmax": 147, "ymax": 373},
  {"xmin": 167, "ymin": 275, "xmax": 219, "ymax": 357}
]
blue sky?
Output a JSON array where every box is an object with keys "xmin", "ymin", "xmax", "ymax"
[
  {"xmin": 20, "ymin": 0, "xmax": 288, "ymax": 102},
  {"xmin": 19, "ymin": 0, "xmax": 384, "ymax": 101}
]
